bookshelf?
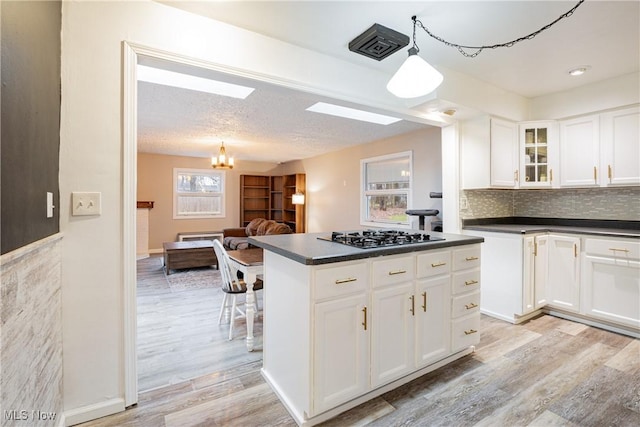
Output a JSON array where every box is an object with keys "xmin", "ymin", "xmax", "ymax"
[{"xmin": 240, "ymin": 174, "xmax": 305, "ymax": 232}]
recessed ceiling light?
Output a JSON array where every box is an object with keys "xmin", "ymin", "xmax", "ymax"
[
  {"xmin": 306, "ymin": 102, "xmax": 402, "ymax": 125},
  {"xmin": 568, "ymin": 66, "xmax": 591, "ymax": 77},
  {"xmin": 137, "ymin": 65, "xmax": 255, "ymax": 99}
]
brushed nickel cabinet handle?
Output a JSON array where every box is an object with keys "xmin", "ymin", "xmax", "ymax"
[
  {"xmin": 465, "ymin": 280, "xmax": 479, "ymax": 286},
  {"xmin": 574, "ymin": 244, "xmax": 578, "ymax": 258},
  {"xmin": 609, "ymin": 248, "xmax": 630, "ymax": 253},
  {"xmin": 608, "ymin": 164, "xmax": 612, "ymax": 181},
  {"xmin": 534, "ymin": 241, "xmax": 538, "ymax": 257},
  {"xmin": 465, "ymin": 256, "xmax": 479, "ymax": 261},
  {"xmin": 388, "ymin": 269, "xmax": 407, "ymax": 276},
  {"xmin": 409, "ymin": 295, "xmax": 415, "ymax": 316},
  {"xmin": 362, "ymin": 307, "xmax": 367, "ymax": 331},
  {"xmin": 514, "ymin": 170, "xmax": 519, "ymax": 182},
  {"xmin": 422, "ymin": 292, "xmax": 427, "ymax": 312},
  {"xmin": 335, "ymin": 277, "xmax": 357, "ymax": 284},
  {"xmin": 594, "ymin": 166, "xmax": 597, "ymax": 181},
  {"xmin": 464, "ymin": 329, "xmax": 478, "ymax": 335},
  {"xmin": 550, "ymin": 169, "xmax": 553, "ymax": 182},
  {"xmin": 431, "ymin": 262, "xmax": 447, "ymax": 267},
  {"xmin": 465, "ymin": 303, "xmax": 478, "ymax": 310}
]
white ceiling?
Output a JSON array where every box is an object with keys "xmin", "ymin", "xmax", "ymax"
[{"xmin": 139, "ymin": 0, "xmax": 639, "ymax": 163}]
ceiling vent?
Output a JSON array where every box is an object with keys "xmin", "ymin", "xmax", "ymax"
[{"xmin": 349, "ymin": 23, "xmax": 409, "ymax": 61}]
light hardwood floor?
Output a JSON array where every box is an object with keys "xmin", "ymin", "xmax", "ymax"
[{"xmin": 81, "ymin": 255, "xmax": 640, "ymax": 426}]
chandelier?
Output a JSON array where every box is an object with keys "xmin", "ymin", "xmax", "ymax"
[{"xmin": 211, "ymin": 142, "xmax": 234, "ymax": 169}]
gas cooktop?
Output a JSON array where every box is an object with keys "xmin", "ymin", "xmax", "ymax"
[{"xmin": 318, "ymin": 229, "xmax": 445, "ymax": 249}]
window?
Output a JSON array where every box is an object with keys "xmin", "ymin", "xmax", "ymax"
[
  {"xmin": 173, "ymin": 168, "xmax": 225, "ymax": 219},
  {"xmin": 361, "ymin": 151, "xmax": 412, "ymax": 228}
]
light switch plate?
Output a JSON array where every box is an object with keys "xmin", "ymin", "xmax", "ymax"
[
  {"xmin": 72, "ymin": 192, "xmax": 101, "ymax": 216},
  {"xmin": 47, "ymin": 192, "xmax": 55, "ymax": 218}
]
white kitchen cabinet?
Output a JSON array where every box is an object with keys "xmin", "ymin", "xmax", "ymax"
[
  {"xmin": 490, "ymin": 118, "xmax": 519, "ymax": 188},
  {"xmin": 533, "ymin": 235, "xmax": 549, "ymax": 309},
  {"xmin": 416, "ymin": 276, "xmax": 451, "ymax": 367},
  {"xmin": 519, "ymin": 121, "xmax": 558, "ymax": 188},
  {"xmin": 545, "ymin": 235, "xmax": 581, "ymax": 312},
  {"xmin": 600, "ymin": 106, "xmax": 640, "ymax": 186},
  {"xmin": 522, "ymin": 234, "xmax": 548, "ymax": 314},
  {"xmin": 450, "ymin": 245, "xmax": 481, "ymax": 351},
  {"xmin": 370, "ymin": 282, "xmax": 414, "ymax": 387},
  {"xmin": 582, "ymin": 237, "xmax": 640, "ymax": 329},
  {"xmin": 313, "ymin": 293, "xmax": 369, "ymax": 414},
  {"xmin": 560, "ymin": 115, "xmax": 600, "ymax": 186},
  {"xmin": 459, "ymin": 116, "xmax": 517, "ymax": 189}
]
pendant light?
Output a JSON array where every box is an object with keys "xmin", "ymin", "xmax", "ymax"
[
  {"xmin": 387, "ymin": 16, "xmax": 443, "ymax": 99},
  {"xmin": 387, "ymin": 46, "xmax": 443, "ymax": 98},
  {"xmin": 211, "ymin": 142, "xmax": 234, "ymax": 169}
]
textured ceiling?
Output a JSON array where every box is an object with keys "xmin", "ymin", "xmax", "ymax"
[
  {"xmin": 140, "ymin": 0, "xmax": 639, "ymax": 163},
  {"xmin": 137, "ymin": 57, "xmax": 431, "ymax": 163}
]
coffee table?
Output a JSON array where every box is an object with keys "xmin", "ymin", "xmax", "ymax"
[{"xmin": 163, "ymin": 241, "xmax": 218, "ymax": 274}]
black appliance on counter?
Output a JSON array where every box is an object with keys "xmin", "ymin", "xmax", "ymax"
[{"xmin": 318, "ymin": 229, "xmax": 445, "ymax": 249}]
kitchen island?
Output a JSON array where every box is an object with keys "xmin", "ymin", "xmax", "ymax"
[{"xmin": 249, "ymin": 230, "xmax": 483, "ymax": 426}]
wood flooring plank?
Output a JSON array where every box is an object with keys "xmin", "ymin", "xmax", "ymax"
[
  {"xmin": 164, "ymin": 382, "xmax": 294, "ymax": 427},
  {"xmin": 547, "ymin": 365, "xmax": 640, "ymax": 426},
  {"xmin": 606, "ymin": 339, "xmax": 640, "ymax": 374}
]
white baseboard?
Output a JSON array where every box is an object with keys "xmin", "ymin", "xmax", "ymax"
[{"xmin": 63, "ymin": 398, "xmax": 125, "ymax": 426}]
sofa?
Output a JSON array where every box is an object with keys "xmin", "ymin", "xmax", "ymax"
[{"xmin": 223, "ymin": 218, "xmax": 292, "ymax": 250}]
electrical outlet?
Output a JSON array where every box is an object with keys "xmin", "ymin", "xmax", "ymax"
[
  {"xmin": 72, "ymin": 192, "xmax": 101, "ymax": 216},
  {"xmin": 460, "ymin": 197, "xmax": 469, "ymax": 210}
]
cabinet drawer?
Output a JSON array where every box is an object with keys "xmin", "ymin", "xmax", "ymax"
[
  {"xmin": 416, "ymin": 250, "xmax": 451, "ymax": 278},
  {"xmin": 372, "ymin": 255, "xmax": 414, "ymax": 288},
  {"xmin": 314, "ymin": 261, "xmax": 368, "ymax": 301},
  {"xmin": 452, "ymin": 270, "xmax": 480, "ymax": 295},
  {"xmin": 451, "ymin": 314, "xmax": 481, "ymax": 352},
  {"xmin": 451, "ymin": 291, "xmax": 481, "ymax": 318},
  {"xmin": 453, "ymin": 245, "xmax": 481, "ymax": 271},
  {"xmin": 584, "ymin": 238, "xmax": 640, "ymax": 260}
]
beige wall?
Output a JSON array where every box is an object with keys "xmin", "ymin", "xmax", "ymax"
[
  {"xmin": 278, "ymin": 127, "xmax": 443, "ymax": 232},
  {"xmin": 141, "ymin": 127, "xmax": 442, "ymax": 248},
  {"xmin": 138, "ymin": 153, "xmax": 280, "ymax": 251}
]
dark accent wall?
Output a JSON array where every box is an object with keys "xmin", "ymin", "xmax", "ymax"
[{"xmin": 1, "ymin": 1, "xmax": 61, "ymax": 254}]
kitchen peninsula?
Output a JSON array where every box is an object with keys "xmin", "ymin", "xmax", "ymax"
[{"xmin": 249, "ymin": 230, "xmax": 483, "ymax": 426}]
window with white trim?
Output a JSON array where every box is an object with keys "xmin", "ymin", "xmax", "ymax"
[
  {"xmin": 361, "ymin": 151, "xmax": 412, "ymax": 228},
  {"xmin": 173, "ymin": 168, "xmax": 225, "ymax": 219}
]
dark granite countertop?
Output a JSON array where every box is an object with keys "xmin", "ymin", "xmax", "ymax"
[
  {"xmin": 462, "ymin": 217, "xmax": 640, "ymax": 238},
  {"xmin": 249, "ymin": 231, "xmax": 484, "ymax": 265}
]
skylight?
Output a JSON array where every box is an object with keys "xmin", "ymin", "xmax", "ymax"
[
  {"xmin": 137, "ymin": 65, "xmax": 255, "ymax": 99},
  {"xmin": 306, "ymin": 102, "xmax": 402, "ymax": 125}
]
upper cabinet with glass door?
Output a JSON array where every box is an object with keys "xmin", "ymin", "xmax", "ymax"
[{"xmin": 519, "ymin": 121, "xmax": 558, "ymax": 188}]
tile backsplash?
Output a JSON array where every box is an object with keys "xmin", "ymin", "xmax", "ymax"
[{"xmin": 461, "ymin": 186, "xmax": 640, "ymax": 221}]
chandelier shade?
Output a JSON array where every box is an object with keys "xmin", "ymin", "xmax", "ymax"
[
  {"xmin": 386, "ymin": 47, "xmax": 443, "ymax": 98},
  {"xmin": 211, "ymin": 142, "xmax": 234, "ymax": 169}
]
